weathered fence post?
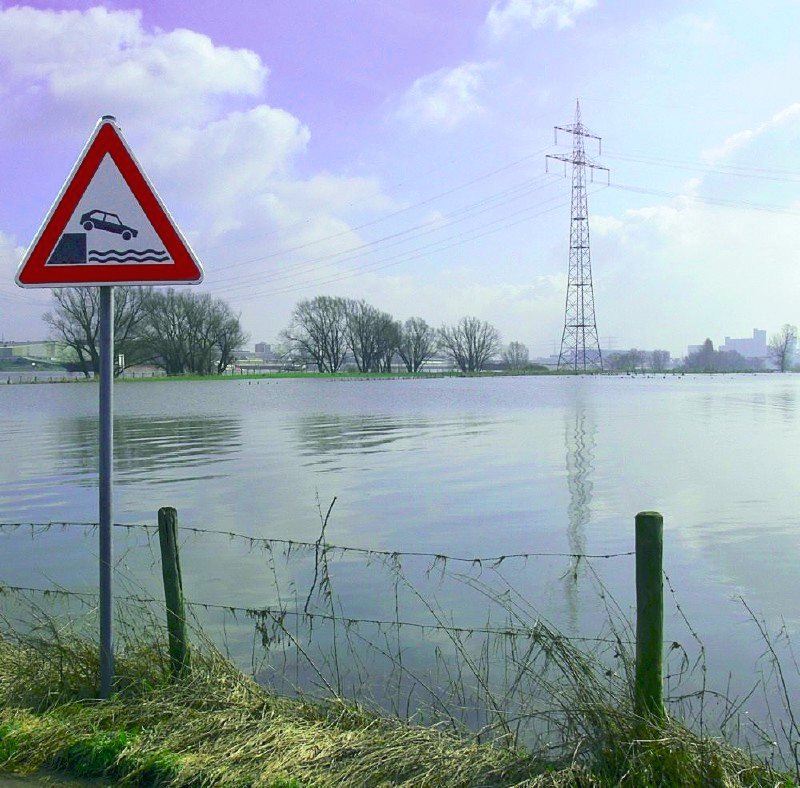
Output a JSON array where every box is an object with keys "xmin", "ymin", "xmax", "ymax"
[
  {"xmin": 158, "ymin": 506, "xmax": 190, "ymax": 677},
  {"xmin": 635, "ymin": 510, "xmax": 664, "ymax": 721}
]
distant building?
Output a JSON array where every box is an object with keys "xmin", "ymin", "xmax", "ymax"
[
  {"xmin": 254, "ymin": 342, "xmax": 275, "ymax": 361},
  {"xmin": 0, "ymin": 340, "xmax": 74, "ymax": 363},
  {"xmin": 719, "ymin": 329, "xmax": 767, "ymax": 361}
]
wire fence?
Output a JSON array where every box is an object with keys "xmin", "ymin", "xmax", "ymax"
[
  {"xmin": 0, "ymin": 517, "xmax": 641, "ymax": 645},
  {"xmin": 0, "ymin": 581, "xmax": 630, "ymax": 645},
  {"xmin": 0, "ymin": 514, "xmax": 650, "ymax": 741},
  {"xmin": 0, "ymin": 520, "xmax": 636, "ymax": 563},
  {"xmin": 3, "ymin": 513, "xmax": 795, "ymax": 767}
]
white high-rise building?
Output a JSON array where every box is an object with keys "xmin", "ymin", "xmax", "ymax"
[{"xmin": 720, "ymin": 329, "xmax": 767, "ymax": 361}]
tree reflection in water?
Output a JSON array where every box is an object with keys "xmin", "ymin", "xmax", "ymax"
[
  {"xmin": 293, "ymin": 413, "xmax": 490, "ymax": 471},
  {"xmin": 55, "ymin": 415, "xmax": 242, "ymax": 485}
]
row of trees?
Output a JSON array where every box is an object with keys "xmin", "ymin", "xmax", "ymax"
[
  {"xmin": 45, "ymin": 287, "xmax": 247, "ymax": 377},
  {"xmin": 683, "ymin": 326, "xmax": 798, "ymax": 373},
  {"xmin": 281, "ymin": 296, "xmax": 515, "ymax": 373},
  {"xmin": 606, "ymin": 349, "xmax": 671, "ymax": 373},
  {"xmin": 684, "ymin": 340, "xmax": 754, "ymax": 373}
]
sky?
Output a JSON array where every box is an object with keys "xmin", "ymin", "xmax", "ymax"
[{"xmin": 1, "ymin": 0, "xmax": 800, "ymax": 358}]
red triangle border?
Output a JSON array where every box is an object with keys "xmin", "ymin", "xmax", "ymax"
[{"xmin": 16, "ymin": 119, "xmax": 203, "ymax": 287}]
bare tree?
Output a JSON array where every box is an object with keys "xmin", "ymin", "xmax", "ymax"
[
  {"xmin": 397, "ymin": 317, "xmax": 438, "ymax": 373},
  {"xmin": 650, "ymin": 349, "xmax": 670, "ymax": 372},
  {"xmin": 143, "ymin": 289, "xmax": 247, "ymax": 375},
  {"xmin": 344, "ymin": 300, "xmax": 398, "ymax": 372},
  {"xmin": 281, "ymin": 296, "xmax": 349, "ymax": 372},
  {"xmin": 44, "ymin": 287, "xmax": 151, "ymax": 377},
  {"xmin": 439, "ymin": 316, "xmax": 501, "ymax": 373},
  {"xmin": 628, "ymin": 349, "xmax": 644, "ymax": 372},
  {"xmin": 215, "ymin": 307, "xmax": 249, "ymax": 374},
  {"xmin": 606, "ymin": 349, "xmax": 643, "ymax": 372},
  {"xmin": 376, "ymin": 318, "xmax": 401, "ymax": 372},
  {"xmin": 695, "ymin": 338, "xmax": 715, "ymax": 373},
  {"xmin": 141, "ymin": 289, "xmax": 187, "ymax": 375},
  {"xmin": 769, "ymin": 324, "xmax": 797, "ymax": 372},
  {"xmin": 684, "ymin": 341, "xmax": 750, "ymax": 372},
  {"xmin": 502, "ymin": 341, "xmax": 529, "ymax": 371}
]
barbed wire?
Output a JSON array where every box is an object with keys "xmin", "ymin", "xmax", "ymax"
[
  {"xmin": 0, "ymin": 521, "xmax": 635, "ymax": 564},
  {"xmin": 0, "ymin": 582, "xmax": 632, "ymax": 645}
]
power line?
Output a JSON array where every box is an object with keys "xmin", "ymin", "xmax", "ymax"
[
  {"xmin": 603, "ymin": 150, "xmax": 800, "ymax": 183},
  {"xmin": 206, "ymin": 175, "xmax": 557, "ymax": 294},
  {"xmin": 210, "ymin": 179, "xmax": 563, "ymax": 298},
  {"xmin": 220, "ymin": 192, "xmax": 586, "ymax": 302},
  {"xmin": 204, "ymin": 148, "xmax": 554, "ymax": 274},
  {"xmin": 608, "ymin": 183, "xmax": 800, "ymax": 216}
]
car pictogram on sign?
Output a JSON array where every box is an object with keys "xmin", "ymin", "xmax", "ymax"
[{"xmin": 80, "ymin": 209, "xmax": 138, "ymax": 241}]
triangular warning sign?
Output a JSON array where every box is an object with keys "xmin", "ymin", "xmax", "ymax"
[{"xmin": 16, "ymin": 116, "xmax": 203, "ymax": 287}]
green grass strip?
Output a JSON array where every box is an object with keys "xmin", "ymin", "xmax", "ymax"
[{"xmin": 0, "ymin": 624, "xmax": 794, "ymax": 786}]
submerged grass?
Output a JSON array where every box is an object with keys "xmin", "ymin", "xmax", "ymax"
[{"xmin": 0, "ymin": 600, "xmax": 795, "ymax": 787}]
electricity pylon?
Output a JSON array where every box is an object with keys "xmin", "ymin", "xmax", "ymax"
[{"xmin": 547, "ymin": 101, "xmax": 608, "ymax": 372}]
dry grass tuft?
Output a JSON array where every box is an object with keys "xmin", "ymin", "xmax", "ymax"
[{"xmin": 0, "ymin": 601, "xmax": 795, "ymax": 787}]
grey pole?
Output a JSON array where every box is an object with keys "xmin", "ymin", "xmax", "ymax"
[{"xmin": 99, "ymin": 285, "xmax": 114, "ymax": 697}]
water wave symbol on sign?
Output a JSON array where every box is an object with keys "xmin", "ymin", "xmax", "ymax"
[{"xmin": 88, "ymin": 249, "xmax": 170, "ymax": 264}]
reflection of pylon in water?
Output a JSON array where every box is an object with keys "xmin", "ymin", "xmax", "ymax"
[
  {"xmin": 566, "ymin": 409, "xmax": 594, "ymax": 553},
  {"xmin": 563, "ymin": 408, "xmax": 595, "ymax": 628},
  {"xmin": 547, "ymin": 101, "xmax": 608, "ymax": 372}
]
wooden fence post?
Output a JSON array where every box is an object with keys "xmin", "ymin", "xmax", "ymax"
[
  {"xmin": 158, "ymin": 507, "xmax": 190, "ymax": 677},
  {"xmin": 635, "ymin": 510, "xmax": 664, "ymax": 721}
]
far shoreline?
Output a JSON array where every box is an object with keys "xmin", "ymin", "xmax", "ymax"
[{"xmin": 3, "ymin": 367, "xmax": 788, "ymax": 385}]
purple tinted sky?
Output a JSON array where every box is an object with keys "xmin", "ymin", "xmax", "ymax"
[
  {"xmin": 81, "ymin": 3, "xmax": 486, "ymax": 112},
  {"xmin": 2, "ymin": 1, "xmax": 800, "ymax": 356}
]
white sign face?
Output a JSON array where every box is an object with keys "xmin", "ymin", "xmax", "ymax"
[{"xmin": 50, "ymin": 154, "xmax": 170, "ymax": 267}]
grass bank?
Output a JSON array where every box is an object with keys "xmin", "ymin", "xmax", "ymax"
[
  {"xmin": 3, "ymin": 369, "xmax": 555, "ymax": 384},
  {"xmin": 0, "ymin": 619, "xmax": 794, "ymax": 787},
  {"xmin": 117, "ymin": 368, "xmax": 552, "ymax": 383}
]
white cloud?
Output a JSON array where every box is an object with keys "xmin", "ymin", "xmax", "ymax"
[
  {"xmin": 141, "ymin": 112, "xmax": 401, "ymax": 268},
  {"xmin": 273, "ymin": 173, "xmax": 398, "ymax": 217},
  {"xmin": 142, "ymin": 106, "xmax": 311, "ymax": 239},
  {"xmin": 590, "ymin": 196, "xmax": 800, "ymax": 355},
  {"xmin": 346, "ymin": 268, "xmax": 564, "ymax": 352},
  {"xmin": 703, "ymin": 102, "xmax": 800, "ymax": 163},
  {"xmin": 486, "ymin": 0, "xmax": 597, "ymax": 38},
  {"xmin": 0, "ymin": 6, "xmax": 266, "ymax": 128},
  {"xmin": 0, "ymin": 232, "xmax": 50, "ymax": 340},
  {"xmin": 0, "ymin": 232, "xmax": 24, "ymax": 294},
  {"xmin": 0, "ymin": 5, "xmax": 399, "ymax": 337},
  {"xmin": 396, "ymin": 62, "xmax": 491, "ymax": 131}
]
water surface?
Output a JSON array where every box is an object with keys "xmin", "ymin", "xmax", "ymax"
[{"xmin": 1, "ymin": 374, "xmax": 798, "ymax": 734}]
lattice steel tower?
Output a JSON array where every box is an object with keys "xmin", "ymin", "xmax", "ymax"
[{"xmin": 547, "ymin": 101, "xmax": 608, "ymax": 372}]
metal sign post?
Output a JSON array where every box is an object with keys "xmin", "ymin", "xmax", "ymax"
[
  {"xmin": 98, "ymin": 285, "xmax": 114, "ymax": 697},
  {"xmin": 15, "ymin": 116, "xmax": 204, "ymax": 699}
]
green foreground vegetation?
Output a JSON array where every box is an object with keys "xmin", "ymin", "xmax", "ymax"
[{"xmin": 0, "ymin": 623, "xmax": 795, "ymax": 787}]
